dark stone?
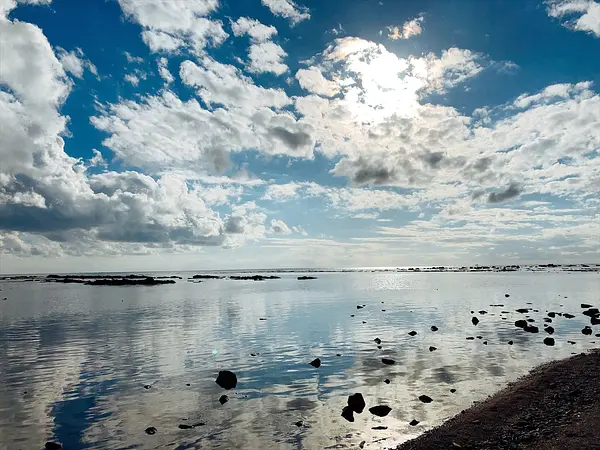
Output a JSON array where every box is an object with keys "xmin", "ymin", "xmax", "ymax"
[
  {"xmin": 450, "ymin": 388, "xmax": 457, "ymax": 393},
  {"xmin": 581, "ymin": 304, "xmax": 593, "ymax": 308},
  {"xmin": 409, "ymin": 419, "xmax": 420, "ymax": 426},
  {"xmin": 582, "ymin": 326, "xmax": 593, "ymax": 335},
  {"xmin": 145, "ymin": 427, "xmax": 157, "ymax": 435},
  {"xmin": 382, "ymin": 358, "xmax": 395, "ymax": 365},
  {"xmin": 215, "ymin": 370, "xmax": 237, "ymax": 390},
  {"xmin": 582, "ymin": 308, "xmax": 599, "ymax": 317},
  {"xmin": 505, "ymin": 294, "xmax": 510, "ymax": 297},
  {"xmin": 294, "ymin": 420, "xmax": 303, "ymax": 427},
  {"xmin": 544, "ymin": 337, "xmax": 555, "ymax": 346},
  {"xmin": 478, "ymin": 310, "xmax": 487, "ymax": 315},
  {"xmin": 384, "ymin": 379, "xmax": 391, "ymax": 384},
  {"xmin": 336, "ymin": 353, "xmax": 342, "ymax": 356},
  {"xmin": 382, "ymin": 309, "xmax": 386, "ymax": 311},
  {"xmin": 350, "ymin": 314, "xmax": 355, "ymax": 317},
  {"xmin": 341, "ymin": 406, "xmax": 354, "ymax": 422},
  {"xmin": 592, "ymin": 317, "xmax": 600, "ymax": 325},
  {"xmin": 515, "ymin": 320, "xmax": 528, "ymax": 328},
  {"xmin": 144, "ymin": 385, "xmax": 151, "ymax": 389},
  {"xmin": 362, "ymin": 321, "xmax": 367, "ymax": 324},
  {"xmin": 466, "ymin": 337, "xmax": 475, "ymax": 340},
  {"xmin": 527, "ymin": 319, "xmax": 535, "ymax": 323},
  {"xmin": 359, "ymin": 441, "xmax": 366, "ymax": 449},
  {"xmin": 372, "ymin": 426, "xmax": 388, "ymax": 430},
  {"xmin": 545, "ymin": 326, "xmax": 555, "ymax": 335},
  {"xmin": 374, "ymin": 338, "xmax": 382, "ymax": 344},
  {"xmin": 377, "ymin": 345, "xmax": 382, "ymax": 349},
  {"xmin": 563, "ymin": 313, "xmax": 575, "ymax": 319},
  {"xmin": 483, "ymin": 341, "xmax": 488, "ymax": 345},
  {"xmin": 429, "ymin": 346, "xmax": 437, "ymax": 352},
  {"xmin": 309, "ymin": 358, "xmax": 321, "ymax": 368},
  {"xmin": 192, "ymin": 274, "xmax": 222, "ymax": 279},
  {"xmin": 250, "ymin": 353, "xmax": 257, "ymax": 357},
  {"xmin": 508, "ymin": 341, "xmax": 513, "ymax": 345},
  {"xmin": 472, "ymin": 317, "xmax": 479, "ymax": 326},
  {"xmin": 476, "ymin": 336, "xmax": 482, "ymax": 339},
  {"xmin": 347, "ymin": 393, "xmax": 366, "ymax": 414},
  {"xmin": 544, "ymin": 318, "xmax": 552, "ymax": 323},
  {"xmin": 229, "ymin": 275, "xmax": 280, "ymax": 281},
  {"xmin": 369, "ymin": 405, "xmax": 392, "ymax": 417},
  {"xmin": 431, "ymin": 326, "xmax": 439, "ymax": 331},
  {"xmin": 548, "ymin": 312, "xmax": 556, "ymax": 318},
  {"xmin": 418, "ymin": 395, "xmax": 433, "ymax": 403},
  {"xmin": 178, "ymin": 424, "xmax": 194, "ymax": 429},
  {"xmin": 45, "ymin": 443, "xmax": 62, "ymax": 450},
  {"xmin": 357, "ymin": 305, "xmax": 364, "ymax": 309},
  {"xmin": 408, "ymin": 330, "xmax": 418, "ymax": 336},
  {"xmin": 219, "ymin": 395, "xmax": 229, "ymax": 405},
  {"xmin": 297, "ymin": 276, "xmax": 317, "ymax": 280},
  {"xmin": 568, "ymin": 341, "xmax": 576, "ymax": 344},
  {"xmin": 523, "ymin": 325, "xmax": 539, "ymax": 333},
  {"xmin": 516, "ymin": 308, "xmax": 529, "ymax": 313}
]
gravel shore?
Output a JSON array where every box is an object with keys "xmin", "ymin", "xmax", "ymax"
[{"xmin": 397, "ymin": 350, "xmax": 600, "ymax": 450}]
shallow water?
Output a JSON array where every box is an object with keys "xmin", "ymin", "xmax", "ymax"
[{"xmin": 0, "ymin": 272, "xmax": 599, "ymax": 449}]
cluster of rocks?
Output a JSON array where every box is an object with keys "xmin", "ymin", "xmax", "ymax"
[{"xmin": 45, "ymin": 274, "xmax": 177, "ymax": 286}]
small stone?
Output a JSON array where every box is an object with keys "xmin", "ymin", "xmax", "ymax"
[
  {"xmin": 145, "ymin": 427, "xmax": 157, "ymax": 435},
  {"xmin": 408, "ymin": 330, "xmax": 417, "ymax": 336},
  {"xmin": 215, "ymin": 370, "xmax": 237, "ymax": 390},
  {"xmin": 478, "ymin": 310, "xmax": 487, "ymax": 315},
  {"xmin": 357, "ymin": 305, "xmax": 364, "ymax": 309},
  {"xmin": 483, "ymin": 341, "xmax": 488, "ymax": 345},
  {"xmin": 523, "ymin": 325, "xmax": 539, "ymax": 333},
  {"xmin": 374, "ymin": 338, "xmax": 382, "ymax": 344},
  {"xmin": 544, "ymin": 318, "xmax": 552, "ymax": 323},
  {"xmin": 250, "ymin": 353, "xmax": 257, "ymax": 356},
  {"xmin": 362, "ymin": 321, "xmax": 367, "ymax": 324},
  {"xmin": 431, "ymin": 326, "xmax": 439, "ymax": 331},
  {"xmin": 309, "ymin": 358, "xmax": 321, "ymax": 368},
  {"xmin": 472, "ymin": 317, "xmax": 479, "ymax": 326},
  {"xmin": 259, "ymin": 318, "xmax": 267, "ymax": 320},
  {"xmin": 294, "ymin": 420, "xmax": 303, "ymax": 427},
  {"xmin": 347, "ymin": 393, "xmax": 366, "ymax": 414},
  {"xmin": 583, "ymin": 308, "xmax": 600, "ymax": 317},
  {"xmin": 544, "ymin": 337, "xmax": 555, "ymax": 346},
  {"xmin": 548, "ymin": 312, "xmax": 556, "ymax": 318},
  {"xmin": 582, "ymin": 326, "xmax": 593, "ymax": 335},
  {"xmin": 418, "ymin": 395, "xmax": 433, "ymax": 403},
  {"xmin": 508, "ymin": 340, "xmax": 513, "ymax": 345},
  {"xmin": 568, "ymin": 340, "xmax": 576, "ymax": 345},
  {"xmin": 384, "ymin": 379, "xmax": 391, "ymax": 384},
  {"xmin": 144, "ymin": 385, "xmax": 151, "ymax": 389},
  {"xmin": 45, "ymin": 443, "xmax": 62, "ymax": 450},
  {"xmin": 505, "ymin": 294, "xmax": 510, "ymax": 297},
  {"xmin": 341, "ymin": 406, "xmax": 354, "ymax": 422},
  {"xmin": 409, "ymin": 419, "xmax": 420, "ymax": 426},
  {"xmin": 450, "ymin": 388, "xmax": 457, "ymax": 393},
  {"xmin": 516, "ymin": 308, "xmax": 530, "ymax": 313},
  {"xmin": 592, "ymin": 317, "xmax": 600, "ymax": 325},
  {"xmin": 581, "ymin": 303, "xmax": 593, "ymax": 308},
  {"xmin": 466, "ymin": 337, "xmax": 475, "ymax": 340},
  {"xmin": 359, "ymin": 441, "xmax": 366, "ymax": 449},
  {"xmin": 219, "ymin": 394, "xmax": 229, "ymax": 405},
  {"xmin": 377, "ymin": 345, "xmax": 382, "ymax": 349},
  {"xmin": 186, "ymin": 383, "xmax": 190, "ymax": 386},
  {"xmin": 429, "ymin": 346, "xmax": 437, "ymax": 352},
  {"xmin": 336, "ymin": 353, "xmax": 342, "ymax": 356},
  {"xmin": 369, "ymin": 405, "xmax": 392, "ymax": 417},
  {"xmin": 476, "ymin": 336, "xmax": 482, "ymax": 339},
  {"xmin": 382, "ymin": 358, "xmax": 395, "ymax": 365},
  {"xmin": 178, "ymin": 424, "xmax": 194, "ymax": 429},
  {"xmin": 372, "ymin": 426, "xmax": 388, "ymax": 430},
  {"xmin": 382, "ymin": 309, "xmax": 386, "ymax": 312},
  {"xmin": 350, "ymin": 314, "xmax": 355, "ymax": 317},
  {"xmin": 563, "ymin": 313, "xmax": 575, "ymax": 319},
  {"xmin": 527, "ymin": 319, "xmax": 535, "ymax": 323},
  {"xmin": 545, "ymin": 326, "xmax": 555, "ymax": 335}
]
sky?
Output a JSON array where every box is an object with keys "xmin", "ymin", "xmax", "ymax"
[{"xmin": 0, "ymin": 0, "xmax": 599, "ymax": 273}]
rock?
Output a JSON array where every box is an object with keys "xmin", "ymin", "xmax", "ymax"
[
  {"xmin": 297, "ymin": 276, "xmax": 317, "ymax": 280},
  {"xmin": 186, "ymin": 383, "xmax": 190, "ymax": 386},
  {"xmin": 527, "ymin": 319, "xmax": 535, "ymax": 323},
  {"xmin": 362, "ymin": 321, "xmax": 367, "ymax": 324},
  {"xmin": 409, "ymin": 419, "xmax": 420, "ymax": 426},
  {"xmin": 431, "ymin": 326, "xmax": 439, "ymax": 331},
  {"xmin": 568, "ymin": 340, "xmax": 576, "ymax": 344},
  {"xmin": 516, "ymin": 308, "xmax": 530, "ymax": 313},
  {"xmin": 544, "ymin": 318, "xmax": 552, "ymax": 323},
  {"xmin": 229, "ymin": 275, "xmax": 280, "ymax": 281},
  {"xmin": 505, "ymin": 294, "xmax": 510, "ymax": 297},
  {"xmin": 144, "ymin": 384, "xmax": 151, "ymax": 389},
  {"xmin": 372, "ymin": 426, "xmax": 388, "ymax": 430},
  {"xmin": 219, "ymin": 394, "xmax": 229, "ymax": 405},
  {"xmin": 563, "ymin": 313, "xmax": 575, "ymax": 319},
  {"xmin": 429, "ymin": 346, "xmax": 437, "ymax": 352},
  {"xmin": 544, "ymin": 337, "xmax": 555, "ymax": 346},
  {"xmin": 250, "ymin": 353, "xmax": 258, "ymax": 357},
  {"xmin": 581, "ymin": 303, "xmax": 593, "ymax": 308},
  {"xmin": 582, "ymin": 308, "xmax": 599, "ymax": 317},
  {"xmin": 359, "ymin": 441, "xmax": 366, "ymax": 449},
  {"xmin": 350, "ymin": 314, "xmax": 355, "ymax": 317},
  {"xmin": 215, "ymin": 370, "xmax": 237, "ymax": 390},
  {"xmin": 294, "ymin": 420, "xmax": 303, "ymax": 427},
  {"xmin": 466, "ymin": 337, "xmax": 475, "ymax": 340},
  {"xmin": 347, "ymin": 393, "xmax": 366, "ymax": 414},
  {"xmin": 592, "ymin": 317, "xmax": 600, "ymax": 325},
  {"xmin": 548, "ymin": 312, "xmax": 556, "ymax": 318},
  {"xmin": 478, "ymin": 310, "xmax": 487, "ymax": 315},
  {"xmin": 582, "ymin": 326, "xmax": 593, "ymax": 335},
  {"xmin": 450, "ymin": 388, "xmax": 457, "ymax": 393},
  {"xmin": 408, "ymin": 330, "xmax": 418, "ymax": 336},
  {"xmin": 508, "ymin": 341, "xmax": 513, "ymax": 345},
  {"xmin": 476, "ymin": 336, "xmax": 482, "ymax": 339},
  {"xmin": 341, "ymin": 406, "xmax": 355, "ymax": 422},
  {"xmin": 384, "ymin": 379, "xmax": 391, "ymax": 384},
  {"xmin": 418, "ymin": 395, "xmax": 433, "ymax": 403},
  {"xmin": 483, "ymin": 341, "xmax": 488, "ymax": 345},
  {"xmin": 374, "ymin": 338, "xmax": 382, "ymax": 344},
  {"xmin": 523, "ymin": 325, "xmax": 539, "ymax": 333},
  {"xmin": 377, "ymin": 345, "xmax": 382, "ymax": 349},
  {"xmin": 382, "ymin": 309, "xmax": 386, "ymax": 312},
  {"xmin": 45, "ymin": 443, "xmax": 62, "ymax": 450},
  {"xmin": 178, "ymin": 424, "xmax": 194, "ymax": 429},
  {"xmin": 382, "ymin": 358, "xmax": 395, "ymax": 365},
  {"xmin": 515, "ymin": 320, "xmax": 528, "ymax": 328},
  {"xmin": 145, "ymin": 427, "xmax": 157, "ymax": 435},
  {"xmin": 336, "ymin": 353, "xmax": 342, "ymax": 356},
  {"xmin": 309, "ymin": 358, "xmax": 321, "ymax": 368},
  {"xmin": 369, "ymin": 405, "xmax": 392, "ymax": 417},
  {"xmin": 545, "ymin": 326, "xmax": 555, "ymax": 335},
  {"xmin": 357, "ymin": 305, "xmax": 364, "ymax": 309},
  {"xmin": 472, "ymin": 317, "xmax": 479, "ymax": 326}
]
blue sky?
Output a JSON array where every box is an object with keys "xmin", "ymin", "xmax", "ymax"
[{"xmin": 1, "ymin": 0, "xmax": 599, "ymax": 273}]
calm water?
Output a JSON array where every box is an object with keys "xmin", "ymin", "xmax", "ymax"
[{"xmin": 0, "ymin": 272, "xmax": 599, "ymax": 450}]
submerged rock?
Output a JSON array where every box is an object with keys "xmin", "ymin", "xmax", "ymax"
[
  {"xmin": 45, "ymin": 443, "xmax": 62, "ymax": 450},
  {"xmin": 215, "ymin": 370, "xmax": 237, "ymax": 390},
  {"xmin": 409, "ymin": 419, "xmax": 420, "ymax": 426},
  {"xmin": 297, "ymin": 276, "xmax": 317, "ymax": 280},
  {"xmin": 563, "ymin": 313, "xmax": 575, "ymax": 319},
  {"xmin": 294, "ymin": 420, "xmax": 303, "ymax": 427},
  {"xmin": 418, "ymin": 395, "xmax": 433, "ymax": 403},
  {"xmin": 309, "ymin": 358, "xmax": 321, "ymax": 368},
  {"xmin": 508, "ymin": 341, "xmax": 513, "ymax": 345},
  {"xmin": 429, "ymin": 346, "xmax": 437, "ymax": 352},
  {"xmin": 450, "ymin": 388, "xmax": 457, "ymax": 393},
  {"xmin": 369, "ymin": 405, "xmax": 392, "ymax": 417},
  {"xmin": 219, "ymin": 395, "xmax": 229, "ymax": 405},
  {"xmin": 431, "ymin": 326, "xmax": 439, "ymax": 331},
  {"xmin": 374, "ymin": 338, "xmax": 382, "ymax": 344},
  {"xmin": 357, "ymin": 305, "xmax": 364, "ymax": 309},
  {"xmin": 341, "ymin": 406, "xmax": 355, "ymax": 422},
  {"xmin": 408, "ymin": 330, "xmax": 418, "ymax": 336},
  {"xmin": 377, "ymin": 345, "xmax": 382, "ymax": 349},
  {"xmin": 545, "ymin": 326, "xmax": 555, "ymax": 335},
  {"xmin": 582, "ymin": 326, "xmax": 593, "ymax": 335},
  {"xmin": 382, "ymin": 358, "xmax": 395, "ymax": 365},
  {"xmin": 347, "ymin": 393, "xmax": 366, "ymax": 414},
  {"xmin": 145, "ymin": 427, "xmax": 157, "ymax": 435},
  {"xmin": 568, "ymin": 341, "xmax": 576, "ymax": 345},
  {"xmin": 544, "ymin": 337, "xmax": 555, "ymax": 346},
  {"xmin": 544, "ymin": 318, "xmax": 552, "ymax": 323},
  {"xmin": 471, "ymin": 317, "xmax": 479, "ymax": 326},
  {"xmin": 505, "ymin": 294, "xmax": 510, "ymax": 297},
  {"xmin": 516, "ymin": 308, "xmax": 530, "ymax": 313},
  {"xmin": 466, "ymin": 337, "xmax": 475, "ymax": 340},
  {"xmin": 384, "ymin": 379, "xmax": 391, "ymax": 384},
  {"xmin": 523, "ymin": 325, "xmax": 539, "ymax": 333}
]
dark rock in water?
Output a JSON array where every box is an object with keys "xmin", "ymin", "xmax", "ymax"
[
  {"xmin": 45, "ymin": 443, "xmax": 62, "ymax": 450},
  {"xmin": 359, "ymin": 441, "xmax": 366, "ymax": 449},
  {"xmin": 563, "ymin": 313, "xmax": 575, "ymax": 319},
  {"xmin": 582, "ymin": 326, "xmax": 593, "ymax": 335},
  {"xmin": 408, "ymin": 330, "xmax": 417, "ymax": 336},
  {"xmin": 145, "ymin": 427, "xmax": 157, "ymax": 435},
  {"xmin": 583, "ymin": 308, "xmax": 600, "ymax": 318},
  {"xmin": 294, "ymin": 420, "xmax": 303, "ymax": 427},
  {"xmin": 490, "ymin": 304, "xmax": 505, "ymax": 307},
  {"xmin": 418, "ymin": 395, "xmax": 433, "ymax": 403},
  {"xmin": 548, "ymin": 312, "xmax": 556, "ymax": 318},
  {"xmin": 431, "ymin": 326, "xmax": 439, "ymax": 331},
  {"xmin": 192, "ymin": 274, "xmax": 223, "ymax": 279},
  {"xmin": 429, "ymin": 346, "xmax": 437, "ymax": 352},
  {"xmin": 250, "ymin": 353, "xmax": 257, "ymax": 357},
  {"xmin": 568, "ymin": 341, "xmax": 576, "ymax": 345},
  {"xmin": 382, "ymin": 309, "xmax": 386, "ymax": 312},
  {"xmin": 347, "ymin": 393, "xmax": 366, "ymax": 414},
  {"xmin": 341, "ymin": 406, "xmax": 355, "ymax": 422},
  {"xmin": 466, "ymin": 337, "xmax": 475, "ymax": 340},
  {"xmin": 357, "ymin": 305, "xmax": 364, "ymax": 309},
  {"xmin": 471, "ymin": 317, "xmax": 479, "ymax": 326},
  {"xmin": 478, "ymin": 310, "xmax": 487, "ymax": 315},
  {"xmin": 515, "ymin": 320, "xmax": 527, "ymax": 328},
  {"xmin": 508, "ymin": 341, "xmax": 513, "ymax": 345},
  {"xmin": 377, "ymin": 345, "xmax": 382, "ymax": 349},
  {"xmin": 450, "ymin": 388, "xmax": 457, "ymax": 393},
  {"xmin": 362, "ymin": 321, "xmax": 367, "ymax": 324},
  {"xmin": 144, "ymin": 385, "xmax": 151, "ymax": 389},
  {"xmin": 544, "ymin": 337, "xmax": 555, "ymax": 346},
  {"xmin": 505, "ymin": 294, "xmax": 510, "ymax": 297},
  {"xmin": 382, "ymin": 358, "xmax": 395, "ymax": 365},
  {"xmin": 527, "ymin": 318, "xmax": 535, "ymax": 323},
  {"xmin": 545, "ymin": 326, "xmax": 555, "ymax": 335},
  {"xmin": 336, "ymin": 353, "xmax": 342, "ymax": 356},
  {"xmin": 483, "ymin": 341, "xmax": 488, "ymax": 345},
  {"xmin": 259, "ymin": 318, "xmax": 267, "ymax": 320},
  {"xmin": 178, "ymin": 424, "xmax": 194, "ymax": 429},
  {"xmin": 309, "ymin": 358, "xmax": 321, "ymax": 368},
  {"xmin": 516, "ymin": 308, "xmax": 530, "ymax": 313},
  {"xmin": 372, "ymin": 426, "xmax": 388, "ymax": 430},
  {"xmin": 219, "ymin": 394, "xmax": 229, "ymax": 405},
  {"xmin": 229, "ymin": 275, "xmax": 281, "ymax": 281},
  {"xmin": 592, "ymin": 317, "xmax": 600, "ymax": 325},
  {"xmin": 544, "ymin": 318, "xmax": 552, "ymax": 323},
  {"xmin": 596, "ymin": 334, "xmax": 600, "ymax": 337},
  {"xmin": 384, "ymin": 379, "xmax": 391, "ymax": 384},
  {"xmin": 85, "ymin": 277, "xmax": 176, "ymax": 286},
  {"xmin": 409, "ymin": 419, "xmax": 420, "ymax": 426},
  {"xmin": 350, "ymin": 314, "xmax": 355, "ymax": 317},
  {"xmin": 523, "ymin": 325, "xmax": 539, "ymax": 333},
  {"xmin": 186, "ymin": 383, "xmax": 190, "ymax": 386},
  {"xmin": 581, "ymin": 303, "xmax": 593, "ymax": 309},
  {"xmin": 374, "ymin": 338, "xmax": 382, "ymax": 344},
  {"xmin": 297, "ymin": 276, "xmax": 317, "ymax": 280},
  {"xmin": 476, "ymin": 336, "xmax": 482, "ymax": 339},
  {"xmin": 216, "ymin": 370, "xmax": 237, "ymax": 390},
  {"xmin": 369, "ymin": 405, "xmax": 392, "ymax": 417}
]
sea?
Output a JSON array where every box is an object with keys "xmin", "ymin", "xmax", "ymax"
[{"xmin": 0, "ymin": 268, "xmax": 599, "ymax": 449}]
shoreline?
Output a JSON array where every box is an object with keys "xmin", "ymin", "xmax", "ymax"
[{"xmin": 397, "ymin": 350, "xmax": 600, "ymax": 450}]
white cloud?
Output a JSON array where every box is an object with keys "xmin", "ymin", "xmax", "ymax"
[
  {"xmin": 270, "ymin": 219, "xmax": 292, "ymax": 234},
  {"xmin": 56, "ymin": 47, "xmax": 97, "ymax": 78},
  {"xmin": 124, "ymin": 73, "xmax": 139, "ymax": 86},
  {"xmin": 387, "ymin": 14, "xmax": 424, "ymax": 40},
  {"xmin": 261, "ymin": 0, "xmax": 310, "ymax": 25},
  {"xmin": 231, "ymin": 17, "xmax": 277, "ymax": 42},
  {"xmin": 157, "ymin": 57, "xmax": 174, "ymax": 84},
  {"xmin": 124, "ymin": 51, "xmax": 144, "ymax": 63},
  {"xmin": 546, "ymin": 0, "xmax": 600, "ymax": 37},
  {"xmin": 247, "ymin": 41, "xmax": 288, "ymax": 75},
  {"xmin": 295, "ymin": 67, "xmax": 340, "ymax": 97},
  {"xmin": 262, "ymin": 183, "xmax": 301, "ymax": 200}
]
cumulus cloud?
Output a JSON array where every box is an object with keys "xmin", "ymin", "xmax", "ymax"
[
  {"xmin": 56, "ymin": 47, "xmax": 97, "ymax": 78},
  {"xmin": 157, "ymin": 57, "xmax": 174, "ymax": 84},
  {"xmin": 295, "ymin": 67, "xmax": 340, "ymax": 97},
  {"xmin": 546, "ymin": 0, "xmax": 600, "ymax": 37},
  {"xmin": 247, "ymin": 41, "xmax": 288, "ymax": 75},
  {"xmin": 387, "ymin": 14, "xmax": 424, "ymax": 40},
  {"xmin": 261, "ymin": 0, "xmax": 310, "ymax": 25},
  {"xmin": 124, "ymin": 73, "xmax": 139, "ymax": 86},
  {"xmin": 270, "ymin": 219, "xmax": 292, "ymax": 234},
  {"xmin": 231, "ymin": 17, "xmax": 277, "ymax": 42},
  {"xmin": 486, "ymin": 182, "xmax": 524, "ymax": 204}
]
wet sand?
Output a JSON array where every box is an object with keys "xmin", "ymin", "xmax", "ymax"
[{"xmin": 397, "ymin": 350, "xmax": 600, "ymax": 450}]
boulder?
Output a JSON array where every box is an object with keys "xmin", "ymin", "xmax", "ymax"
[
  {"xmin": 471, "ymin": 317, "xmax": 479, "ymax": 326},
  {"xmin": 369, "ymin": 405, "xmax": 392, "ymax": 417},
  {"xmin": 145, "ymin": 427, "xmax": 157, "ymax": 435},
  {"xmin": 341, "ymin": 406, "xmax": 354, "ymax": 422},
  {"xmin": 309, "ymin": 358, "xmax": 321, "ymax": 368},
  {"xmin": 382, "ymin": 358, "xmax": 395, "ymax": 365},
  {"xmin": 543, "ymin": 337, "xmax": 555, "ymax": 346},
  {"xmin": 347, "ymin": 393, "xmax": 366, "ymax": 414},
  {"xmin": 418, "ymin": 395, "xmax": 433, "ymax": 403},
  {"xmin": 215, "ymin": 370, "xmax": 237, "ymax": 390}
]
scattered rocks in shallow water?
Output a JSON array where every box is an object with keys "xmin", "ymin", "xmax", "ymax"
[
  {"xmin": 523, "ymin": 325, "xmax": 539, "ymax": 333},
  {"xmin": 374, "ymin": 338, "xmax": 382, "ymax": 344},
  {"xmin": 219, "ymin": 395, "xmax": 229, "ymax": 405},
  {"xmin": 582, "ymin": 326, "xmax": 593, "ymax": 335},
  {"xmin": 581, "ymin": 303, "xmax": 593, "ymax": 309},
  {"xmin": 408, "ymin": 330, "xmax": 418, "ymax": 336},
  {"xmin": 515, "ymin": 320, "xmax": 527, "ymax": 328},
  {"xmin": 429, "ymin": 346, "xmax": 437, "ymax": 352},
  {"xmin": 471, "ymin": 317, "xmax": 479, "ymax": 326},
  {"xmin": 384, "ymin": 379, "xmax": 391, "ymax": 384},
  {"xmin": 409, "ymin": 419, "xmax": 420, "ymax": 426},
  {"xmin": 309, "ymin": 358, "xmax": 321, "ymax": 368},
  {"xmin": 347, "ymin": 393, "xmax": 366, "ymax": 414},
  {"xmin": 431, "ymin": 326, "xmax": 439, "ymax": 331},
  {"xmin": 508, "ymin": 341, "xmax": 513, "ymax": 345},
  {"xmin": 563, "ymin": 313, "xmax": 575, "ymax": 319},
  {"xmin": 419, "ymin": 395, "xmax": 433, "ymax": 403},
  {"xmin": 45, "ymin": 443, "xmax": 62, "ymax": 450},
  {"xmin": 369, "ymin": 405, "xmax": 392, "ymax": 417},
  {"xmin": 357, "ymin": 305, "xmax": 364, "ymax": 309},
  {"xmin": 545, "ymin": 326, "xmax": 555, "ymax": 335},
  {"xmin": 341, "ymin": 406, "xmax": 355, "ymax": 422},
  {"xmin": 215, "ymin": 370, "xmax": 237, "ymax": 390},
  {"xmin": 382, "ymin": 358, "xmax": 395, "ymax": 365},
  {"xmin": 450, "ymin": 388, "xmax": 457, "ymax": 393},
  {"xmin": 145, "ymin": 427, "xmax": 157, "ymax": 435},
  {"xmin": 372, "ymin": 426, "xmax": 388, "ymax": 430},
  {"xmin": 544, "ymin": 337, "xmax": 555, "ymax": 346}
]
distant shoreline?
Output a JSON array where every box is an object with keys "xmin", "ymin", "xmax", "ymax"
[{"xmin": 397, "ymin": 350, "xmax": 600, "ymax": 450}]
